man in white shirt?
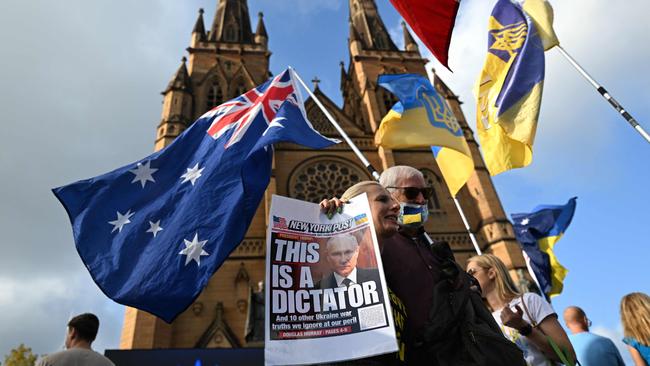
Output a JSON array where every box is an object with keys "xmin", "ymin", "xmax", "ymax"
[
  {"xmin": 318, "ymin": 233, "xmax": 380, "ymax": 289},
  {"xmin": 36, "ymin": 313, "xmax": 115, "ymax": 366}
]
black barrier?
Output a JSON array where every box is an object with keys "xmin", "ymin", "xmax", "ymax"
[{"xmin": 104, "ymin": 348, "xmax": 264, "ymax": 366}]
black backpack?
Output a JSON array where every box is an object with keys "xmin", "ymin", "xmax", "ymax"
[{"xmin": 417, "ymin": 241, "xmax": 527, "ymax": 366}]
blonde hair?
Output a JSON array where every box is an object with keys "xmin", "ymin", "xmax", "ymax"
[
  {"xmin": 620, "ymin": 292, "xmax": 650, "ymax": 346},
  {"xmin": 468, "ymin": 254, "xmax": 521, "ymax": 302},
  {"xmin": 341, "ymin": 181, "xmax": 383, "ymax": 201}
]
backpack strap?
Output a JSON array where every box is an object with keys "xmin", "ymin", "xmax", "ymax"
[{"xmin": 519, "ymin": 294, "xmax": 538, "ymax": 327}]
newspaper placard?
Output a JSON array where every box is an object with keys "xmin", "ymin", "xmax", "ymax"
[{"xmin": 264, "ymin": 194, "xmax": 397, "ymax": 365}]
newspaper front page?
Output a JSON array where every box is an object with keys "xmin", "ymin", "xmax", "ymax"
[{"xmin": 264, "ymin": 194, "xmax": 397, "ymax": 365}]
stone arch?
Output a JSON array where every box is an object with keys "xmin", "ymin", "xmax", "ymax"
[
  {"xmin": 230, "ymin": 75, "xmax": 249, "ymax": 98},
  {"xmin": 206, "ymin": 78, "xmax": 225, "ymax": 110}
]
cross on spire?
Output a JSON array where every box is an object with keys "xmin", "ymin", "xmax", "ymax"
[{"xmin": 311, "ymin": 77, "xmax": 321, "ymax": 89}]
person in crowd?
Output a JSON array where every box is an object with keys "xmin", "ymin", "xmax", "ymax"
[
  {"xmin": 323, "ymin": 167, "xmax": 526, "ymax": 365},
  {"xmin": 620, "ymin": 292, "xmax": 650, "ymax": 366},
  {"xmin": 319, "ymin": 233, "xmax": 381, "ymax": 289},
  {"xmin": 466, "ymin": 254, "xmax": 575, "ymax": 366},
  {"xmin": 322, "ymin": 168, "xmax": 442, "ymax": 362},
  {"xmin": 563, "ymin": 306, "xmax": 625, "ymax": 366},
  {"xmin": 320, "ymin": 181, "xmax": 404, "ymax": 365},
  {"xmin": 36, "ymin": 313, "xmax": 115, "ymax": 366},
  {"xmin": 377, "ymin": 166, "xmax": 443, "ymax": 353}
]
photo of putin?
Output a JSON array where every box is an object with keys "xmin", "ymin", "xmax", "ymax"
[{"xmin": 317, "ymin": 233, "xmax": 381, "ymax": 289}]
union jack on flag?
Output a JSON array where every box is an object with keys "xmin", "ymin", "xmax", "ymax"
[
  {"xmin": 204, "ymin": 69, "xmax": 304, "ymax": 148},
  {"xmin": 52, "ymin": 67, "xmax": 338, "ymax": 323}
]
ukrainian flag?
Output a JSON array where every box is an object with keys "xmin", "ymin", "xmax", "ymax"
[
  {"xmin": 512, "ymin": 197, "xmax": 576, "ymax": 298},
  {"xmin": 475, "ymin": 0, "xmax": 558, "ymax": 176},
  {"xmin": 375, "ymin": 74, "xmax": 473, "ymax": 196}
]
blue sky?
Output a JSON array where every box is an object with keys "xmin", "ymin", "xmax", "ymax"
[{"xmin": 0, "ymin": 0, "xmax": 648, "ymax": 364}]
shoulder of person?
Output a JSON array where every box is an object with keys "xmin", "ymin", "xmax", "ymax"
[
  {"xmin": 35, "ymin": 349, "xmax": 68, "ymax": 365},
  {"xmin": 623, "ymin": 336, "xmax": 640, "ymax": 347},
  {"xmin": 519, "ymin": 292, "xmax": 556, "ymax": 322},
  {"xmin": 520, "ymin": 292, "xmax": 553, "ymax": 309}
]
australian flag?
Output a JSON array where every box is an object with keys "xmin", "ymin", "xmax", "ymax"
[
  {"xmin": 53, "ymin": 68, "xmax": 338, "ymax": 322},
  {"xmin": 512, "ymin": 197, "xmax": 577, "ymax": 298}
]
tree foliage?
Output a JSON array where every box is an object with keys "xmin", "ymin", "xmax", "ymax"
[{"xmin": 3, "ymin": 344, "xmax": 37, "ymax": 366}]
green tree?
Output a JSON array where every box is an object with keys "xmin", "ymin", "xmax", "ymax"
[{"xmin": 3, "ymin": 344, "xmax": 37, "ymax": 366}]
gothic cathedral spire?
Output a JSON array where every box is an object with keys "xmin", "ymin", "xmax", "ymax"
[
  {"xmin": 349, "ymin": 0, "xmax": 398, "ymax": 51},
  {"xmin": 208, "ymin": 0, "xmax": 255, "ymax": 43}
]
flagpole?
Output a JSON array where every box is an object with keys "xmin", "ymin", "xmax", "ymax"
[
  {"xmin": 291, "ymin": 68, "xmax": 381, "ymax": 180},
  {"xmin": 556, "ymin": 45, "xmax": 650, "ymax": 144},
  {"xmin": 426, "ymin": 70, "xmax": 482, "ymax": 255},
  {"xmin": 521, "ymin": 250, "xmax": 548, "ymax": 300},
  {"xmin": 453, "ymin": 197, "xmax": 482, "ymax": 255},
  {"xmin": 292, "ymin": 68, "xmax": 451, "ymax": 248}
]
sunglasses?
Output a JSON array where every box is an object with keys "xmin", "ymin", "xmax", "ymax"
[{"xmin": 387, "ymin": 186, "xmax": 433, "ymax": 200}]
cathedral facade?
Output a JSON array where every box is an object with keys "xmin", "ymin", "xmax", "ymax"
[{"xmin": 120, "ymin": 0, "xmax": 527, "ymax": 349}]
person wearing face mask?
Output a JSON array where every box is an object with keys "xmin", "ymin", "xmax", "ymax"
[
  {"xmin": 376, "ymin": 166, "xmax": 449, "ymax": 363},
  {"xmin": 321, "ymin": 169, "xmax": 525, "ymax": 365}
]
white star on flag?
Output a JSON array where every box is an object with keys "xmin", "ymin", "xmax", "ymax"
[
  {"xmin": 521, "ymin": 218, "xmax": 530, "ymax": 226},
  {"xmin": 180, "ymin": 163, "xmax": 205, "ymax": 186},
  {"xmin": 146, "ymin": 220, "xmax": 163, "ymax": 237},
  {"xmin": 129, "ymin": 161, "xmax": 158, "ymax": 188},
  {"xmin": 179, "ymin": 233, "xmax": 210, "ymax": 266},
  {"xmin": 109, "ymin": 210, "xmax": 135, "ymax": 233}
]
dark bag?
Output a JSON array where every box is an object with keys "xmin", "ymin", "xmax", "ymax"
[{"xmin": 417, "ymin": 241, "xmax": 527, "ymax": 366}]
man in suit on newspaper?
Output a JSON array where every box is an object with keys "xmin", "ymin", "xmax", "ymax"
[{"xmin": 318, "ymin": 233, "xmax": 381, "ymax": 289}]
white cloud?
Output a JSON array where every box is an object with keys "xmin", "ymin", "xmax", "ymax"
[
  {"xmin": 402, "ymin": 0, "xmax": 650, "ymax": 187},
  {"xmin": 0, "ymin": 274, "xmax": 123, "ymax": 359}
]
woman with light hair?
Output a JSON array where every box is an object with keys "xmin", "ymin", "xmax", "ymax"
[
  {"xmin": 620, "ymin": 292, "xmax": 650, "ymax": 365},
  {"xmin": 319, "ymin": 181, "xmax": 405, "ymax": 365},
  {"xmin": 466, "ymin": 254, "xmax": 575, "ymax": 366}
]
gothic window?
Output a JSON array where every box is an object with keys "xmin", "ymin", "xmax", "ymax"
[
  {"xmin": 223, "ymin": 24, "xmax": 237, "ymax": 42},
  {"xmin": 420, "ymin": 169, "xmax": 442, "ymax": 212},
  {"xmin": 381, "ymin": 90, "xmax": 399, "ymax": 114},
  {"xmin": 234, "ymin": 79, "xmax": 247, "ymax": 96},
  {"xmin": 374, "ymin": 33, "xmax": 388, "ymax": 50},
  {"xmin": 288, "ymin": 157, "xmax": 370, "ymax": 203},
  {"xmin": 206, "ymin": 80, "xmax": 224, "ymax": 110}
]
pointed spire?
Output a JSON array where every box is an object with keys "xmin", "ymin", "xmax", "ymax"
[
  {"xmin": 401, "ymin": 21, "xmax": 418, "ymax": 52},
  {"xmin": 163, "ymin": 57, "xmax": 192, "ymax": 94},
  {"xmin": 339, "ymin": 61, "xmax": 348, "ymax": 92},
  {"xmin": 208, "ymin": 0, "xmax": 254, "ymax": 44},
  {"xmin": 254, "ymin": 11, "xmax": 268, "ymax": 47},
  {"xmin": 349, "ymin": 0, "xmax": 397, "ymax": 51},
  {"xmin": 193, "ymin": 8, "xmax": 206, "ymax": 38},
  {"xmin": 255, "ymin": 12, "xmax": 267, "ymax": 38}
]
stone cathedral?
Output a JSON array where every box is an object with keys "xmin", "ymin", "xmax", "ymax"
[{"xmin": 119, "ymin": 0, "xmax": 528, "ymax": 350}]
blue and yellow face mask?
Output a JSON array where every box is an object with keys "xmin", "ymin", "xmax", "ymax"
[{"xmin": 398, "ymin": 203, "xmax": 429, "ymax": 228}]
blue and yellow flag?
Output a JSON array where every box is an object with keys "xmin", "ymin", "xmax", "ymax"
[
  {"xmin": 475, "ymin": 0, "xmax": 558, "ymax": 176},
  {"xmin": 376, "ymin": 74, "xmax": 473, "ymax": 196},
  {"xmin": 512, "ymin": 197, "xmax": 576, "ymax": 298}
]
